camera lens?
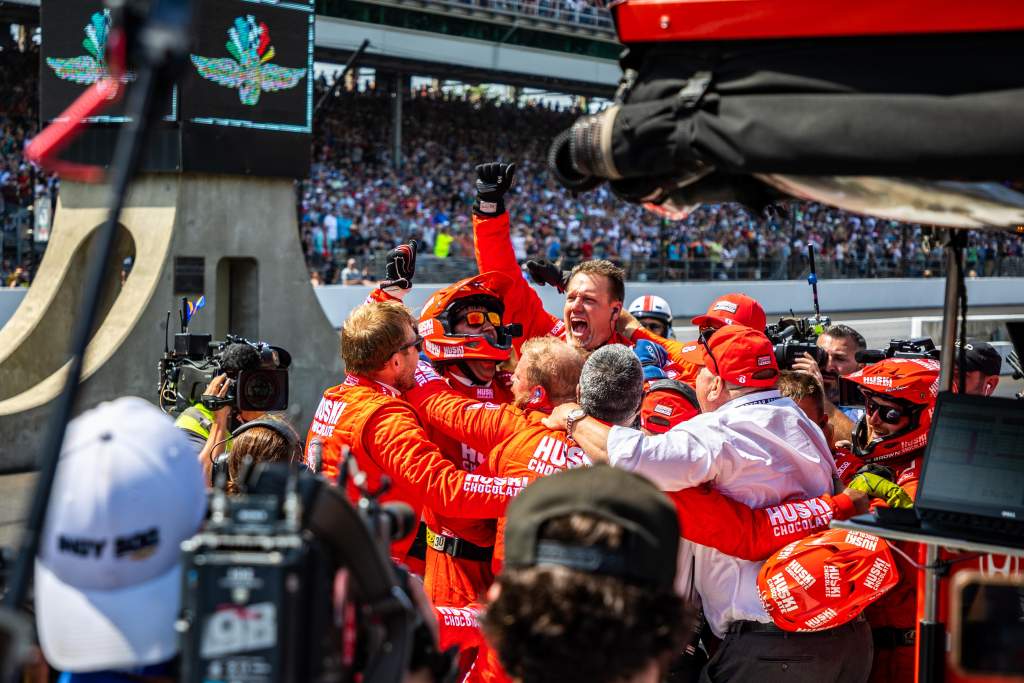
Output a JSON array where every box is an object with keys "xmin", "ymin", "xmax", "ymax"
[{"xmin": 243, "ymin": 372, "xmax": 277, "ymax": 411}]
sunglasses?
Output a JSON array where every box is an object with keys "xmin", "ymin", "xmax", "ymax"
[
  {"xmin": 698, "ymin": 329, "xmax": 722, "ymax": 376},
  {"xmin": 863, "ymin": 395, "xmax": 907, "ymax": 424},
  {"xmin": 460, "ymin": 310, "xmax": 502, "ymax": 327},
  {"xmin": 397, "ymin": 335, "xmax": 423, "ymax": 354}
]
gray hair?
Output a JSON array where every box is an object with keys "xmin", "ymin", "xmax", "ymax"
[{"xmin": 579, "ymin": 345, "xmax": 644, "ymax": 426}]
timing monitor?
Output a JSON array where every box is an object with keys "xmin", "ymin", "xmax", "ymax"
[
  {"xmin": 38, "ymin": 0, "xmax": 313, "ymax": 178},
  {"xmin": 915, "ymin": 392, "xmax": 1024, "ymax": 545}
]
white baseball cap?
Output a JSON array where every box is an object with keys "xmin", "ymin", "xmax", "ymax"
[{"xmin": 35, "ymin": 396, "xmax": 207, "ymax": 672}]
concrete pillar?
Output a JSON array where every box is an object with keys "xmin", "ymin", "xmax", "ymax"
[{"xmin": 0, "ymin": 175, "xmax": 344, "ymax": 471}]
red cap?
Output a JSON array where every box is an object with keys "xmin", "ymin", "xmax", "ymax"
[
  {"xmin": 641, "ymin": 379, "xmax": 700, "ymax": 434},
  {"xmin": 680, "ymin": 325, "xmax": 779, "ymax": 388},
  {"xmin": 691, "ymin": 294, "xmax": 767, "ymax": 330}
]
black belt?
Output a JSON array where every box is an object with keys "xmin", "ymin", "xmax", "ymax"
[
  {"xmin": 728, "ymin": 614, "xmax": 866, "ymax": 636},
  {"xmin": 873, "ymin": 627, "xmax": 916, "ymax": 649},
  {"xmin": 406, "ymin": 522, "xmax": 428, "ymax": 562},
  {"xmin": 426, "ymin": 528, "xmax": 493, "ymax": 562}
]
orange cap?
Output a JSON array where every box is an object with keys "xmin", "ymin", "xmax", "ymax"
[{"xmin": 640, "ymin": 379, "xmax": 700, "ymax": 433}]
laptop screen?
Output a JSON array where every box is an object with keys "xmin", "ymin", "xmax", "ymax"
[{"xmin": 917, "ymin": 392, "xmax": 1024, "ymax": 522}]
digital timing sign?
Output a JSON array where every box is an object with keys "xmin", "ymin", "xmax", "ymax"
[{"xmin": 39, "ymin": 0, "xmax": 314, "ymax": 178}]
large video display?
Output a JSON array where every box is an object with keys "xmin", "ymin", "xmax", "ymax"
[{"xmin": 38, "ymin": 0, "xmax": 313, "ymax": 178}]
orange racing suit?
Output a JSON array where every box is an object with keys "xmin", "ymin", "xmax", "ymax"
[
  {"xmin": 404, "ymin": 378, "xmax": 859, "ymax": 572},
  {"xmin": 419, "ymin": 370, "xmax": 515, "ymax": 607},
  {"xmin": 304, "ymin": 373, "xmax": 518, "ymax": 568}
]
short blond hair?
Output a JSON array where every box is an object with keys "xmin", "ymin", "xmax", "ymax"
[
  {"xmin": 777, "ymin": 370, "xmax": 825, "ymax": 420},
  {"xmin": 341, "ymin": 301, "xmax": 415, "ymax": 375},
  {"xmin": 520, "ymin": 337, "xmax": 584, "ymax": 405}
]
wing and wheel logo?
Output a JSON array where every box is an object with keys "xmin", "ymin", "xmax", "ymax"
[{"xmin": 190, "ymin": 15, "xmax": 306, "ymax": 106}]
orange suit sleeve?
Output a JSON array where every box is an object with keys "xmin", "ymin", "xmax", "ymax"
[
  {"xmin": 473, "ymin": 212, "xmax": 563, "ymax": 352},
  {"xmin": 668, "ymin": 487, "xmax": 855, "ymax": 561},
  {"xmin": 364, "ymin": 403, "xmax": 516, "ymax": 518},
  {"xmin": 404, "ymin": 381, "xmax": 525, "ymax": 457}
]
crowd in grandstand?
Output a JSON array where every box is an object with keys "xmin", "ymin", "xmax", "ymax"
[{"xmin": 4, "ymin": 37, "xmax": 1024, "ymax": 287}]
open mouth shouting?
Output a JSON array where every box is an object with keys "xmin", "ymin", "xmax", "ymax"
[{"xmin": 569, "ymin": 315, "xmax": 591, "ymax": 345}]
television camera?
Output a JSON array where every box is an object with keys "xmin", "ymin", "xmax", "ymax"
[
  {"xmin": 179, "ymin": 453, "xmax": 450, "ymax": 683},
  {"xmin": 157, "ymin": 300, "xmax": 290, "ymax": 415}
]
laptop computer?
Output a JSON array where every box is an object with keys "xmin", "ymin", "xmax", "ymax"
[{"xmin": 914, "ymin": 391, "xmax": 1024, "ymax": 546}]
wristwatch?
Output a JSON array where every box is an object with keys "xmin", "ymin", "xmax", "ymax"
[{"xmin": 565, "ymin": 408, "xmax": 587, "ymax": 444}]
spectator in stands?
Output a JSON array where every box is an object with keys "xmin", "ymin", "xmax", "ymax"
[
  {"xmin": 34, "ymin": 397, "xmax": 205, "ymax": 680},
  {"xmin": 342, "ymin": 257, "xmax": 362, "ymax": 285}
]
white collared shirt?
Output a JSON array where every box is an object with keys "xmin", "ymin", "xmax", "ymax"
[{"xmin": 607, "ymin": 389, "xmax": 837, "ymax": 637}]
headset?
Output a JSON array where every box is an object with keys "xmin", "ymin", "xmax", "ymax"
[{"xmin": 211, "ymin": 417, "xmax": 306, "ymax": 487}]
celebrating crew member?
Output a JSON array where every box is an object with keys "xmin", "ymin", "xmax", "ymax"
[
  {"xmin": 627, "ymin": 294, "xmax": 675, "ymax": 338},
  {"xmin": 623, "ymin": 292, "xmax": 768, "ymax": 387},
  {"xmin": 304, "ymin": 301, "xmax": 518, "ymax": 568},
  {"xmin": 412, "ymin": 272, "xmax": 523, "ymax": 607},
  {"xmin": 471, "ymin": 162, "xmax": 632, "ymax": 352},
  {"xmin": 841, "ymin": 357, "xmax": 940, "ymax": 683},
  {"xmin": 407, "ymin": 342, "xmax": 864, "ymax": 573},
  {"xmin": 544, "ymin": 326, "xmax": 873, "ymax": 680}
]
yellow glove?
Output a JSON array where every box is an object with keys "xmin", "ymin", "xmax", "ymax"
[{"xmin": 848, "ymin": 472, "xmax": 914, "ymax": 509}]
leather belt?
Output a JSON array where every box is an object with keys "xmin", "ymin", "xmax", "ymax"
[
  {"xmin": 728, "ymin": 614, "xmax": 867, "ymax": 636},
  {"xmin": 873, "ymin": 627, "xmax": 916, "ymax": 649},
  {"xmin": 426, "ymin": 528, "xmax": 493, "ymax": 562}
]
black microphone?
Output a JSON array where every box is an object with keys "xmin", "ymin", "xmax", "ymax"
[
  {"xmin": 378, "ymin": 502, "xmax": 417, "ymax": 543},
  {"xmin": 220, "ymin": 343, "xmax": 261, "ymax": 375}
]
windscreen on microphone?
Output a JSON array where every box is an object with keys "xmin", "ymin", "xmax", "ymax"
[
  {"xmin": 380, "ymin": 502, "xmax": 417, "ymax": 542},
  {"xmin": 220, "ymin": 343, "xmax": 261, "ymax": 374}
]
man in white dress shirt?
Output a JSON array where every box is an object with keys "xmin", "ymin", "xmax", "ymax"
[{"xmin": 548, "ymin": 327, "xmax": 872, "ymax": 683}]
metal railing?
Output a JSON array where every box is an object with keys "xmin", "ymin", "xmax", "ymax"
[
  {"xmin": 320, "ymin": 252, "xmax": 1024, "ymax": 284},
  {"xmin": 408, "ymin": 0, "xmax": 615, "ymax": 32}
]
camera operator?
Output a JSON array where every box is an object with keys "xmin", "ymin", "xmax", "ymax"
[
  {"xmin": 221, "ymin": 416, "xmax": 304, "ymax": 494},
  {"xmin": 792, "ymin": 323, "xmax": 867, "ymax": 441},
  {"xmin": 34, "ymin": 398, "xmax": 206, "ymax": 681},
  {"xmin": 481, "ymin": 466, "xmax": 692, "ymax": 683},
  {"xmin": 176, "ymin": 341, "xmax": 271, "ymax": 455},
  {"xmin": 955, "ymin": 339, "xmax": 1002, "ymax": 396}
]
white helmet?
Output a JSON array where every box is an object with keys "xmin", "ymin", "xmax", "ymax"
[{"xmin": 628, "ymin": 295, "xmax": 674, "ymax": 337}]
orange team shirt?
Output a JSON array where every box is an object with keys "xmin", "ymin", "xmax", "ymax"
[
  {"xmin": 304, "ymin": 374, "xmax": 518, "ymax": 565},
  {"xmin": 403, "ymin": 378, "xmax": 858, "ymax": 572}
]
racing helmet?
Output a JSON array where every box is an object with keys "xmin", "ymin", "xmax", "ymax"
[
  {"xmin": 418, "ymin": 272, "xmax": 521, "ymax": 364},
  {"xmin": 844, "ymin": 358, "xmax": 940, "ymax": 464},
  {"xmin": 628, "ymin": 295, "xmax": 674, "ymax": 337},
  {"xmin": 758, "ymin": 528, "xmax": 899, "ymax": 632},
  {"xmin": 640, "ymin": 379, "xmax": 700, "ymax": 434}
]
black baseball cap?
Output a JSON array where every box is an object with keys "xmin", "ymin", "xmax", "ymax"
[
  {"xmin": 956, "ymin": 340, "xmax": 1002, "ymax": 376},
  {"xmin": 503, "ymin": 466, "xmax": 679, "ymax": 591}
]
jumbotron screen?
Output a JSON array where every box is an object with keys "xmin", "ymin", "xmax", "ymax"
[{"xmin": 38, "ymin": 0, "xmax": 313, "ymax": 178}]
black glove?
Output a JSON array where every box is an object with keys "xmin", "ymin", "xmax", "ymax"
[
  {"xmin": 474, "ymin": 162, "xmax": 516, "ymax": 216},
  {"xmin": 856, "ymin": 463, "xmax": 896, "ymax": 483},
  {"xmin": 526, "ymin": 259, "xmax": 568, "ymax": 294},
  {"xmin": 380, "ymin": 240, "xmax": 417, "ymax": 291}
]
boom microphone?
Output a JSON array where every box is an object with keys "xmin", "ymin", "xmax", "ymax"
[{"xmin": 219, "ymin": 343, "xmax": 260, "ymax": 375}]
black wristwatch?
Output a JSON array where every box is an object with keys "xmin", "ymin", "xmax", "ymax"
[{"xmin": 565, "ymin": 408, "xmax": 587, "ymax": 444}]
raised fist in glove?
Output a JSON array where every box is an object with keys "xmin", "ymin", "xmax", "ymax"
[
  {"xmin": 474, "ymin": 162, "xmax": 516, "ymax": 216},
  {"xmin": 380, "ymin": 240, "xmax": 417, "ymax": 295},
  {"xmin": 525, "ymin": 259, "xmax": 568, "ymax": 293}
]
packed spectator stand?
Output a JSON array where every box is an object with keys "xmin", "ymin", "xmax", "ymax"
[{"xmin": 3, "ymin": 36, "xmax": 1024, "ymax": 288}]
